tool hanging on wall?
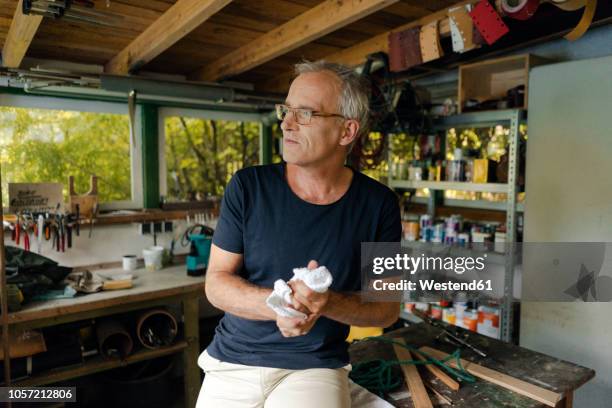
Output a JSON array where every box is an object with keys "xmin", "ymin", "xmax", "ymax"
[{"xmin": 7, "ymin": 208, "xmax": 81, "ymax": 253}]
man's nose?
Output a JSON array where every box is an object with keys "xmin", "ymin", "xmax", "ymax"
[{"xmin": 280, "ymin": 111, "xmax": 298, "ymax": 131}]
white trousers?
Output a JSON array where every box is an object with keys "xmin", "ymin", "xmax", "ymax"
[{"xmin": 196, "ymin": 350, "xmax": 351, "ymax": 408}]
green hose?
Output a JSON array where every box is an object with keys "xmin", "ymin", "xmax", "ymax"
[{"xmin": 349, "ymin": 336, "xmax": 476, "ymax": 396}]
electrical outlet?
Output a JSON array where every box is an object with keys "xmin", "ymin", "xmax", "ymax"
[{"xmin": 139, "ymin": 222, "xmax": 152, "ymax": 235}]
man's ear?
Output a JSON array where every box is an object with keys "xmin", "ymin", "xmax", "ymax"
[{"xmin": 339, "ymin": 119, "xmax": 360, "ymax": 147}]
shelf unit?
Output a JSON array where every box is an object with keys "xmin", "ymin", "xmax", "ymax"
[
  {"xmin": 389, "ymin": 109, "xmax": 525, "ymax": 342},
  {"xmin": 389, "ymin": 180, "xmax": 508, "ymax": 193},
  {"xmin": 401, "ymin": 240, "xmax": 506, "ymax": 264},
  {"xmin": 12, "ymin": 341, "xmax": 188, "ymax": 387}
]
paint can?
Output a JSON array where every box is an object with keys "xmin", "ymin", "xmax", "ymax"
[
  {"xmin": 442, "ymin": 308, "xmax": 456, "ymax": 325},
  {"xmin": 477, "ymin": 305, "xmax": 500, "ymax": 339},
  {"xmin": 402, "ymin": 221, "xmax": 420, "ymax": 242},
  {"xmin": 431, "ymin": 304, "xmax": 443, "ymax": 320},
  {"xmin": 458, "ymin": 233, "xmax": 470, "ymax": 246},
  {"xmin": 462, "ymin": 309, "xmax": 478, "ymax": 332}
]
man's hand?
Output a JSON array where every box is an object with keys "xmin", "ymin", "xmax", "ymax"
[
  {"xmin": 288, "ymin": 260, "xmax": 330, "ymax": 315},
  {"xmin": 276, "ymin": 313, "xmax": 318, "ymax": 337},
  {"xmin": 275, "ymin": 260, "xmax": 329, "ymax": 337}
]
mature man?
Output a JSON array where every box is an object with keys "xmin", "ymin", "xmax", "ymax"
[{"xmin": 197, "ymin": 61, "xmax": 401, "ymax": 408}]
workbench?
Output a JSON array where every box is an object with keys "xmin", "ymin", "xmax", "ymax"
[
  {"xmin": 4, "ymin": 264, "xmax": 204, "ymax": 408},
  {"xmin": 349, "ymin": 323, "xmax": 595, "ymax": 408}
]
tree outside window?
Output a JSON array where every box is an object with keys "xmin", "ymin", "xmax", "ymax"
[
  {"xmin": 164, "ymin": 117, "xmax": 260, "ymax": 201},
  {"xmin": 0, "ymin": 106, "xmax": 131, "ymax": 206}
]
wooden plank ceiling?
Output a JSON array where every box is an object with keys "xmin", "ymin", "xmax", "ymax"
[{"xmin": 0, "ymin": 0, "xmax": 460, "ymax": 93}]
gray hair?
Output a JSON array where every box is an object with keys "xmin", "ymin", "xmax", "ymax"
[{"xmin": 294, "ymin": 60, "xmax": 370, "ymax": 142}]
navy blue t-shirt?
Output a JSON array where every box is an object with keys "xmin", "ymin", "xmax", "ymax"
[{"xmin": 206, "ymin": 163, "xmax": 401, "ymax": 369}]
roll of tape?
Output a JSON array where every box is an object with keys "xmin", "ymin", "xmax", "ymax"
[
  {"xmin": 564, "ymin": 0, "xmax": 596, "ymax": 41},
  {"xmin": 549, "ymin": 0, "xmax": 585, "ymax": 11},
  {"xmin": 502, "ymin": 0, "xmax": 541, "ymax": 20}
]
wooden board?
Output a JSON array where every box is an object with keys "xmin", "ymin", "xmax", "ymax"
[
  {"xmin": 420, "ymin": 346, "xmax": 564, "ymax": 407},
  {"xmin": 393, "ymin": 339, "xmax": 433, "ymax": 408},
  {"xmin": 414, "ymin": 349, "xmax": 460, "ymax": 391},
  {"xmin": 105, "ymin": 0, "xmax": 232, "ymax": 74},
  {"xmin": 1, "ymin": 0, "xmax": 43, "ymax": 68}
]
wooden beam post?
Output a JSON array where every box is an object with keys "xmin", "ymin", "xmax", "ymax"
[
  {"xmin": 105, "ymin": 0, "xmax": 232, "ymax": 75},
  {"xmin": 141, "ymin": 104, "xmax": 160, "ymax": 209},
  {"xmin": 1, "ymin": 150, "xmax": 12, "ymax": 403},
  {"xmin": 2, "ymin": 0, "xmax": 43, "ymax": 68},
  {"xmin": 190, "ymin": 0, "xmax": 399, "ymax": 82}
]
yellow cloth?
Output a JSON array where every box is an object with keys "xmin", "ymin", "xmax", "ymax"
[{"xmin": 346, "ymin": 326, "xmax": 383, "ymax": 343}]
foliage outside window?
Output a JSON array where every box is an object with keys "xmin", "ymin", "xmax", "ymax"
[
  {"xmin": 0, "ymin": 106, "xmax": 131, "ymax": 206},
  {"xmin": 164, "ymin": 117, "xmax": 260, "ymax": 201}
]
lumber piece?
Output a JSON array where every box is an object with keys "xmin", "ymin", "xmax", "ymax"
[
  {"xmin": 414, "ymin": 349, "xmax": 461, "ymax": 391},
  {"xmin": 393, "ymin": 340, "xmax": 433, "ymax": 408},
  {"xmin": 419, "ymin": 346, "xmax": 563, "ymax": 407}
]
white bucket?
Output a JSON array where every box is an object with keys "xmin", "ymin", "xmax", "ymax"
[
  {"xmin": 122, "ymin": 255, "xmax": 138, "ymax": 271},
  {"xmin": 143, "ymin": 246, "xmax": 164, "ymax": 270}
]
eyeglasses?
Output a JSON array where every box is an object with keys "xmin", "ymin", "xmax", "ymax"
[{"xmin": 275, "ymin": 104, "xmax": 345, "ymax": 125}]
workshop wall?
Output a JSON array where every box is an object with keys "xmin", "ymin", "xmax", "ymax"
[
  {"xmin": 3, "ymin": 222, "xmax": 192, "ymax": 267},
  {"xmin": 522, "ymin": 54, "xmax": 612, "ymax": 408}
]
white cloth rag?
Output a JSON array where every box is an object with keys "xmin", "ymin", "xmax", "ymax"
[{"xmin": 266, "ymin": 266, "xmax": 333, "ymax": 319}]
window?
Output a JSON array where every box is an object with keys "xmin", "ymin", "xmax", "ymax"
[
  {"xmin": 159, "ymin": 108, "xmax": 263, "ymax": 201},
  {"xmin": 0, "ymin": 94, "xmax": 142, "ymax": 210}
]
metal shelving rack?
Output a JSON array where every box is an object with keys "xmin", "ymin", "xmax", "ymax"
[{"xmin": 389, "ymin": 109, "xmax": 525, "ymax": 342}]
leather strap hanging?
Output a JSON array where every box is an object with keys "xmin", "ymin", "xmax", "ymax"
[
  {"xmin": 449, "ymin": 5, "xmax": 477, "ymax": 53},
  {"xmin": 420, "ymin": 21, "xmax": 444, "ymax": 63},
  {"xmin": 388, "ymin": 27, "xmax": 422, "ymax": 72},
  {"xmin": 469, "ymin": 0, "xmax": 510, "ymax": 45}
]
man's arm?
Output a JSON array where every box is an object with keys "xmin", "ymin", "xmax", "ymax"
[
  {"xmin": 324, "ymin": 292, "xmax": 399, "ymax": 327},
  {"xmin": 204, "ymin": 244, "xmax": 276, "ymax": 321}
]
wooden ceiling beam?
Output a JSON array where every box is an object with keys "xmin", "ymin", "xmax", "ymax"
[
  {"xmin": 189, "ymin": 0, "xmax": 400, "ymax": 82},
  {"xmin": 324, "ymin": 0, "xmax": 477, "ymax": 67},
  {"xmin": 1, "ymin": 0, "xmax": 43, "ymax": 68},
  {"xmin": 105, "ymin": 0, "xmax": 232, "ymax": 75},
  {"xmin": 260, "ymin": 0, "xmax": 477, "ymax": 93}
]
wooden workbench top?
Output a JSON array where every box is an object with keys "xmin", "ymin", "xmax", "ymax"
[
  {"xmin": 349, "ymin": 323, "xmax": 595, "ymax": 408},
  {"xmin": 7, "ymin": 264, "xmax": 205, "ymax": 326}
]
